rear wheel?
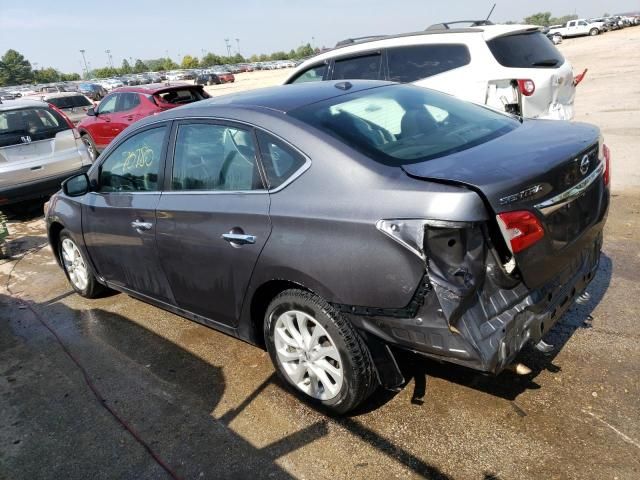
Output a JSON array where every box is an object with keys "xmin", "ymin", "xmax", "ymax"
[
  {"xmin": 81, "ymin": 133, "xmax": 98, "ymax": 162},
  {"xmin": 589, "ymin": 28, "xmax": 599, "ymax": 36},
  {"xmin": 58, "ymin": 230, "xmax": 105, "ymax": 298},
  {"xmin": 264, "ymin": 289, "xmax": 377, "ymax": 414}
]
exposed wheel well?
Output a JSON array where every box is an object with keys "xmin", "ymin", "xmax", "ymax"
[
  {"xmin": 48, "ymin": 221, "xmax": 64, "ymax": 265},
  {"xmin": 250, "ymin": 279, "xmax": 310, "ymax": 347}
]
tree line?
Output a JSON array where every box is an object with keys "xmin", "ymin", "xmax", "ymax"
[
  {"xmin": 0, "ymin": 43, "xmax": 317, "ymax": 86},
  {"xmin": 0, "ymin": 50, "xmax": 80, "ymax": 87}
]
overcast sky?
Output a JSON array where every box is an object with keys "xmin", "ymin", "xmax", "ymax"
[{"xmin": 1, "ymin": 0, "xmax": 638, "ymax": 73}]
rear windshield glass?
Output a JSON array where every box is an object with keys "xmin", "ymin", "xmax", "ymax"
[
  {"xmin": 47, "ymin": 95, "xmax": 92, "ymax": 109},
  {"xmin": 487, "ymin": 31, "xmax": 565, "ymax": 68},
  {"xmin": 289, "ymin": 84, "xmax": 518, "ymax": 166},
  {"xmin": 0, "ymin": 107, "xmax": 69, "ymax": 147},
  {"xmin": 154, "ymin": 88, "xmax": 209, "ymax": 105}
]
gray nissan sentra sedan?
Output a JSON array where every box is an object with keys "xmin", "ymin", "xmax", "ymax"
[{"xmin": 45, "ymin": 81, "xmax": 610, "ymax": 413}]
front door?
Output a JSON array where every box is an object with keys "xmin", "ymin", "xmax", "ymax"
[
  {"xmin": 156, "ymin": 120, "xmax": 271, "ymax": 326},
  {"xmin": 91, "ymin": 93, "xmax": 118, "ymax": 148},
  {"xmin": 83, "ymin": 124, "xmax": 174, "ymax": 302}
]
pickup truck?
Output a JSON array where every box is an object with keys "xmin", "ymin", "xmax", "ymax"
[{"xmin": 548, "ymin": 19, "xmax": 605, "ymax": 37}]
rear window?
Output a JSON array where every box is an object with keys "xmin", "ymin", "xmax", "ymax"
[
  {"xmin": 47, "ymin": 95, "xmax": 92, "ymax": 109},
  {"xmin": 289, "ymin": 84, "xmax": 518, "ymax": 166},
  {"xmin": 387, "ymin": 44, "xmax": 471, "ymax": 82},
  {"xmin": 154, "ymin": 88, "xmax": 209, "ymax": 105},
  {"xmin": 487, "ymin": 31, "xmax": 565, "ymax": 68},
  {"xmin": 0, "ymin": 107, "xmax": 69, "ymax": 148}
]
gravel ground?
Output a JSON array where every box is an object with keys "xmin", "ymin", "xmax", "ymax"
[{"xmin": 1, "ymin": 28, "xmax": 639, "ymax": 480}]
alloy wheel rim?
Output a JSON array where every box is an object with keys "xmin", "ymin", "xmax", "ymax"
[
  {"xmin": 273, "ymin": 310, "xmax": 344, "ymax": 401},
  {"xmin": 84, "ymin": 138, "xmax": 96, "ymax": 161},
  {"xmin": 61, "ymin": 238, "xmax": 89, "ymax": 291}
]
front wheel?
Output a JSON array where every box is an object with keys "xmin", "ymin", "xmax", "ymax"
[
  {"xmin": 58, "ymin": 230, "xmax": 105, "ymax": 298},
  {"xmin": 264, "ymin": 289, "xmax": 378, "ymax": 414},
  {"xmin": 81, "ymin": 134, "xmax": 98, "ymax": 162},
  {"xmin": 589, "ymin": 28, "xmax": 599, "ymax": 36}
]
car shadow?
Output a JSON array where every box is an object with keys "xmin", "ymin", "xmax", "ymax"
[
  {"xmin": 2, "ymin": 293, "xmax": 452, "ymax": 479},
  {"xmin": 359, "ymin": 253, "xmax": 613, "ymax": 406}
]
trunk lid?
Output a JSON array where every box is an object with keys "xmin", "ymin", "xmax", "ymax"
[{"xmin": 402, "ymin": 120, "xmax": 607, "ymax": 289}]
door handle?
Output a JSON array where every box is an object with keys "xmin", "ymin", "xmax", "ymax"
[
  {"xmin": 131, "ymin": 220, "xmax": 153, "ymax": 232},
  {"xmin": 222, "ymin": 233, "xmax": 256, "ymax": 245}
]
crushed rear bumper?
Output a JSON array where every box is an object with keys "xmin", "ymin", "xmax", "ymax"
[{"xmin": 344, "ymin": 231, "xmax": 603, "ymax": 378}]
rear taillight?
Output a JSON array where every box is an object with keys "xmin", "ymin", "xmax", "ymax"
[
  {"xmin": 603, "ymin": 143, "xmax": 611, "ymax": 186},
  {"xmin": 497, "ymin": 210, "xmax": 545, "ymax": 254},
  {"xmin": 517, "ymin": 79, "xmax": 536, "ymax": 96}
]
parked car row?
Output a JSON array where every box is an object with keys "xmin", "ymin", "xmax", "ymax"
[{"xmin": 547, "ymin": 15, "xmax": 640, "ymax": 40}]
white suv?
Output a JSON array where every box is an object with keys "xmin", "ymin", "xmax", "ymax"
[{"xmin": 284, "ymin": 23, "xmax": 576, "ymax": 120}]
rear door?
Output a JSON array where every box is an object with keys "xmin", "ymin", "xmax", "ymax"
[
  {"xmin": 108, "ymin": 93, "xmax": 140, "ymax": 138},
  {"xmin": 82, "ymin": 123, "xmax": 174, "ymax": 301},
  {"xmin": 329, "ymin": 51, "xmax": 385, "ymax": 81},
  {"xmin": 0, "ymin": 106, "xmax": 83, "ymax": 189},
  {"xmin": 155, "ymin": 120, "xmax": 271, "ymax": 326}
]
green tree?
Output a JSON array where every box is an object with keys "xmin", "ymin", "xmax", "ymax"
[
  {"xmin": 201, "ymin": 52, "xmax": 222, "ymax": 67},
  {"xmin": 134, "ymin": 59, "xmax": 148, "ymax": 73},
  {"xmin": 121, "ymin": 59, "xmax": 132, "ymax": 74},
  {"xmin": 181, "ymin": 55, "xmax": 199, "ymax": 68},
  {"xmin": 295, "ymin": 43, "xmax": 314, "ymax": 58},
  {"xmin": 550, "ymin": 14, "xmax": 578, "ymax": 25},
  {"xmin": 524, "ymin": 12, "xmax": 552, "ymax": 26},
  {"xmin": 33, "ymin": 67, "xmax": 61, "ymax": 83},
  {"xmin": 61, "ymin": 72, "xmax": 81, "ymax": 81},
  {"xmin": 0, "ymin": 49, "xmax": 33, "ymax": 86}
]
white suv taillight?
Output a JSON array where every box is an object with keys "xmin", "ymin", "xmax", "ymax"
[{"xmin": 517, "ymin": 79, "xmax": 536, "ymax": 96}]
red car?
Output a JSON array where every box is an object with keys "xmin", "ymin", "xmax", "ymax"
[{"xmin": 77, "ymin": 83, "xmax": 209, "ymax": 159}]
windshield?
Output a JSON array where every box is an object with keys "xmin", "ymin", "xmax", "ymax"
[
  {"xmin": 289, "ymin": 84, "xmax": 519, "ymax": 165},
  {"xmin": 487, "ymin": 31, "xmax": 565, "ymax": 68}
]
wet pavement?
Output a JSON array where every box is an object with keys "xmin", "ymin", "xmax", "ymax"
[{"xmin": 2, "ymin": 33, "xmax": 640, "ymax": 480}]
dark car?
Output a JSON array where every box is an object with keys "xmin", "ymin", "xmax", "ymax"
[
  {"xmin": 195, "ymin": 72, "xmax": 223, "ymax": 86},
  {"xmin": 45, "ymin": 81, "xmax": 610, "ymax": 413},
  {"xmin": 76, "ymin": 83, "xmax": 209, "ymax": 159},
  {"xmin": 78, "ymin": 83, "xmax": 107, "ymax": 101}
]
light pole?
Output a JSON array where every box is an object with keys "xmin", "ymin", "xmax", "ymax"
[
  {"xmin": 105, "ymin": 49, "xmax": 113, "ymax": 68},
  {"xmin": 79, "ymin": 49, "xmax": 89, "ymax": 78},
  {"xmin": 235, "ymin": 38, "xmax": 240, "ymax": 55},
  {"xmin": 224, "ymin": 38, "xmax": 231, "ymax": 58}
]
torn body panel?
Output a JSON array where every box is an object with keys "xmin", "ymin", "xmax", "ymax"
[{"xmin": 344, "ymin": 221, "xmax": 603, "ymax": 375}]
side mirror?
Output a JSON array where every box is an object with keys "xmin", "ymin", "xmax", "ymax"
[
  {"xmin": 62, "ymin": 173, "xmax": 90, "ymax": 197},
  {"xmin": 87, "ymin": 107, "xmax": 96, "ymax": 116}
]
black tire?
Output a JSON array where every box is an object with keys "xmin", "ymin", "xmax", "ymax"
[
  {"xmin": 264, "ymin": 289, "xmax": 377, "ymax": 414},
  {"xmin": 589, "ymin": 28, "xmax": 599, "ymax": 36},
  {"xmin": 58, "ymin": 229, "xmax": 105, "ymax": 298},
  {"xmin": 81, "ymin": 133, "xmax": 98, "ymax": 162}
]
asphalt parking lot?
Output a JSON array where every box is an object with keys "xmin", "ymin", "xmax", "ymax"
[{"xmin": 1, "ymin": 29, "xmax": 639, "ymax": 480}]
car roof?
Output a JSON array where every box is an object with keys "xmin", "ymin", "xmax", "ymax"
[
  {"xmin": 295, "ymin": 24, "xmax": 540, "ymax": 70},
  {"xmin": 114, "ymin": 82, "xmax": 198, "ymax": 94},
  {"xmin": 0, "ymin": 98, "xmax": 48, "ymax": 111},
  {"xmin": 135, "ymin": 80, "xmax": 393, "ymax": 126}
]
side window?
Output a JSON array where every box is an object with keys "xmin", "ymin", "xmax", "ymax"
[
  {"xmin": 290, "ymin": 64, "xmax": 327, "ymax": 84},
  {"xmin": 387, "ymin": 45, "xmax": 471, "ymax": 83},
  {"xmin": 171, "ymin": 123, "xmax": 263, "ymax": 192},
  {"xmin": 98, "ymin": 94, "xmax": 118, "ymax": 114},
  {"xmin": 332, "ymin": 54, "xmax": 382, "ymax": 80},
  {"xmin": 578, "ymin": 21, "xmax": 587, "ymax": 26},
  {"xmin": 256, "ymin": 131, "xmax": 306, "ymax": 189},
  {"xmin": 568, "ymin": 21, "xmax": 576, "ymax": 27},
  {"xmin": 99, "ymin": 127, "xmax": 165, "ymax": 192},
  {"xmin": 118, "ymin": 93, "xmax": 140, "ymax": 112}
]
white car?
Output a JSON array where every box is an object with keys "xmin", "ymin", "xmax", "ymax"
[
  {"xmin": 548, "ymin": 19, "xmax": 605, "ymax": 37},
  {"xmin": 284, "ymin": 23, "xmax": 577, "ymax": 120}
]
